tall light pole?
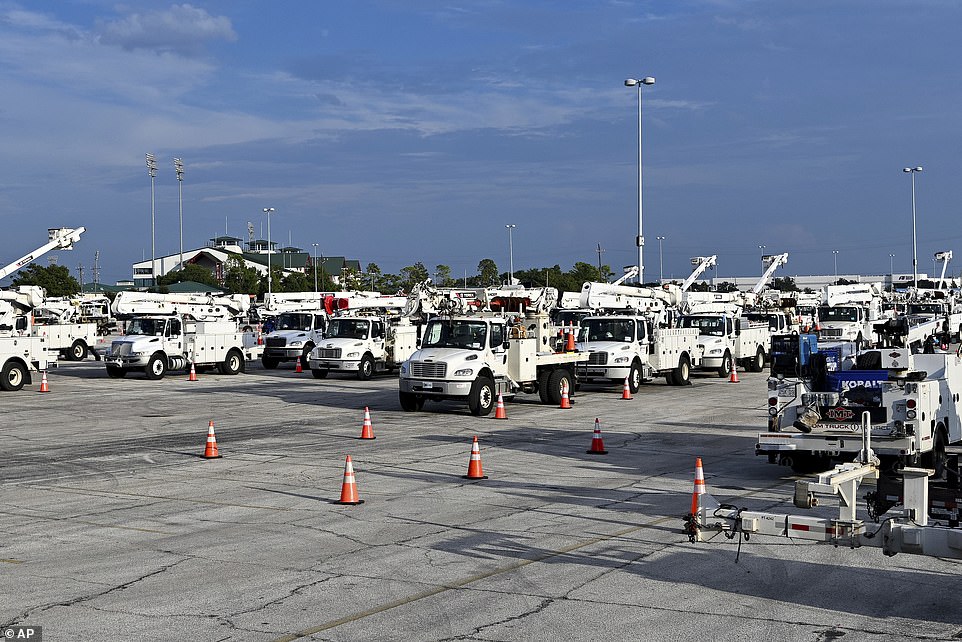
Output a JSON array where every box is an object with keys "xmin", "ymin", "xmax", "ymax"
[
  {"xmin": 174, "ymin": 158, "xmax": 184, "ymax": 271},
  {"xmin": 889, "ymin": 253, "xmax": 896, "ymax": 275},
  {"xmin": 145, "ymin": 153, "xmax": 158, "ymax": 286},
  {"xmin": 625, "ymin": 76, "xmax": 655, "ymax": 283},
  {"xmin": 758, "ymin": 245, "xmax": 766, "ymax": 275},
  {"xmin": 903, "ymin": 166, "xmax": 923, "ymax": 289},
  {"xmin": 312, "ymin": 243, "xmax": 319, "ymax": 292},
  {"xmin": 505, "ymin": 224, "xmax": 517, "ymax": 285},
  {"xmin": 832, "ymin": 249, "xmax": 839, "ymax": 281},
  {"xmin": 263, "ymin": 207, "xmax": 275, "ymax": 301},
  {"xmin": 656, "ymin": 236, "xmax": 666, "ymax": 283}
]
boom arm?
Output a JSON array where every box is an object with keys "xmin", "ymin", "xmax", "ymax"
[
  {"xmin": 0, "ymin": 227, "xmax": 86, "ymax": 282},
  {"xmin": 681, "ymin": 256, "xmax": 717, "ymax": 292},
  {"xmin": 752, "ymin": 252, "xmax": 789, "ymax": 294},
  {"xmin": 935, "ymin": 250, "xmax": 952, "ymax": 290},
  {"xmin": 112, "ymin": 291, "xmax": 250, "ymax": 321}
]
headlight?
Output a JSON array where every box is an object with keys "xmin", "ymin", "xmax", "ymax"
[
  {"xmin": 708, "ymin": 348, "xmax": 723, "ymax": 355},
  {"xmin": 289, "ymin": 340, "xmax": 303, "ymax": 348},
  {"xmin": 613, "ymin": 356, "xmax": 630, "ymax": 364},
  {"xmin": 454, "ymin": 368, "xmax": 474, "ymax": 377},
  {"xmin": 400, "ymin": 363, "xmax": 408, "ymax": 375},
  {"xmin": 345, "ymin": 352, "xmax": 360, "ymax": 359},
  {"xmin": 131, "ymin": 351, "xmax": 147, "ymax": 357}
]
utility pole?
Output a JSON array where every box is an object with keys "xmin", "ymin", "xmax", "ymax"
[{"xmin": 596, "ymin": 243, "xmax": 606, "ymax": 281}]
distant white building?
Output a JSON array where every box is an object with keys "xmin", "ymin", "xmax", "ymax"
[{"xmin": 131, "ymin": 235, "xmax": 362, "ymax": 288}]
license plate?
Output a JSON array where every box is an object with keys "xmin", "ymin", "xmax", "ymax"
[{"xmin": 421, "ymin": 382, "xmax": 434, "ymax": 389}]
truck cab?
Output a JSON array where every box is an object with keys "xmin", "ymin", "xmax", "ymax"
[
  {"xmin": 262, "ymin": 311, "xmax": 327, "ymax": 369},
  {"xmin": 106, "ymin": 316, "xmax": 185, "ymax": 379},
  {"xmin": 308, "ymin": 315, "xmax": 419, "ymax": 380}
]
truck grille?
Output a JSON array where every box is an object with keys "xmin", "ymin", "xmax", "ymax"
[
  {"xmin": 410, "ymin": 361, "xmax": 446, "ymax": 378},
  {"xmin": 588, "ymin": 352, "xmax": 608, "ymax": 366},
  {"xmin": 265, "ymin": 337, "xmax": 287, "ymax": 348},
  {"xmin": 820, "ymin": 328, "xmax": 844, "ymax": 338},
  {"xmin": 318, "ymin": 348, "xmax": 341, "ymax": 359},
  {"xmin": 110, "ymin": 342, "xmax": 132, "ymax": 357}
]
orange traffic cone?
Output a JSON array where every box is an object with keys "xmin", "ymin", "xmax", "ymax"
[
  {"xmin": 39, "ymin": 370, "xmax": 50, "ymax": 393},
  {"xmin": 203, "ymin": 420, "xmax": 222, "ymax": 459},
  {"xmin": 464, "ymin": 436, "xmax": 488, "ymax": 479},
  {"xmin": 494, "ymin": 393, "xmax": 507, "ymax": 419},
  {"xmin": 690, "ymin": 457, "xmax": 706, "ymax": 515},
  {"xmin": 295, "ymin": 358, "xmax": 303, "ymax": 373},
  {"xmin": 257, "ymin": 333, "xmax": 264, "ymax": 345},
  {"xmin": 360, "ymin": 406, "xmax": 375, "ymax": 439},
  {"xmin": 586, "ymin": 418, "xmax": 608, "ymax": 454},
  {"xmin": 728, "ymin": 359, "xmax": 740, "ymax": 383},
  {"xmin": 188, "ymin": 362, "xmax": 198, "ymax": 381},
  {"xmin": 336, "ymin": 455, "xmax": 364, "ymax": 504},
  {"xmin": 621, "ymin": 377, "xmax": 632, "ymax": 400},
  {"xmin": 565, "ymin": 323, "xmax": 576, "ymax": 352},
  {"xmin": 559, "ymin": 380, "xmax": 572, "ymax": 409}
]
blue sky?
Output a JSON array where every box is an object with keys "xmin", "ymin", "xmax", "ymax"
[{"xmin": 1, "ymin": 1, "xmax": 960, "ymax": 285}]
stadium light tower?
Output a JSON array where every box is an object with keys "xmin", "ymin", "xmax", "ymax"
[
  {"xmin": 145, "ymin": 153, "xmax": 158, "ymax": 286},
  {"xmin": 264, "ymin": 207, "xmax": 276, "ymax": 301},
  {"xmin": 625, "ymin": 76, "xmax": 655, "ymax": 283},
  {"xmin": 174, "ymin": 158, "xmax": 185, "ymax": 270},
  {"xmin": 903, "ymin": 166, "xmax": 923, "ymax": 289}
]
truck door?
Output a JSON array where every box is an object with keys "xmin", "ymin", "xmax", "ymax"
[{"xmin": 166, "ymin": 318, "xmax": 183, "ymax": 350}]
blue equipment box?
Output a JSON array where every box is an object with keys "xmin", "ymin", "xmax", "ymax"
[{"xmin": 826, "ymin": 370, "xmax": 888, "ymax": 392}]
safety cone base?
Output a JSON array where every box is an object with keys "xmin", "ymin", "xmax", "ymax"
[
  {"xmin": 463, "ymin": 473, "xmax": 488, "ymax": 480},
  {"xmin": 336, "ymin": 498, "xmax": 365, "ymax": 505},
  {"xmin": 586, "ymin": 447, "xmax": 608, "ymax": 455},
  {"xmin": 203, "ymin": 453, "xmax": 223, "ymax": 459}
]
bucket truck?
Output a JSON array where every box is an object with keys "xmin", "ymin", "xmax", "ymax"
[
  {"xmin": 681, "ymin": 256, "xmax": 717, "ymax": 292},
  {"xmin": 677, "ymin": 290, "xmax": 771, "ymax": 377},
  {"xmin": 574, "ymin": 280, "xmax": 700, "ymax": 390},
  {"xmin": 307, "ymin": 283, "xmax": 437, "ymax": 380},
  {"xmin": 0, "ymin": 287, "xmax": 54, "ymax": 391},
  {"xmin": 262, "ymin": 292, "xmax": 405, "ymax": 369},
  {"xmin": 32, "ymin": 294, "xmax": 115, "ymax": 361},
  {"xmin": 0, "ymin": 227, "xmax": 86, "ymax": 282},
  {"xmin": 105, "ymin": 292, "xmax": 259, "ymax": 380},
  {"xmin": 398, "ymin": 285, "xmax": 588, "ymax": 416},
  {"xmin": 817, "ymin": 282, "xmax": 885, "ymax": 347}
]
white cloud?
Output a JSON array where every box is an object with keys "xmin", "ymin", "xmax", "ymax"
[{"xmin": 95, "ymin": 4, "xmax": 237, "ymax": 55}]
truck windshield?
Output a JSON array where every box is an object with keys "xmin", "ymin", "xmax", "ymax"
[
  {"xmin": 127, "ymin": 318, "xmax": 163, "ymax": 336},
  {"xmin": 552, "ymin": 309, "xmax": 589, "ymax": 327},
  {"xmin": 422, "ymin": 319, "xmax": 487, "ymax": 350},
  {"xmin": 818, "ymin": 306, "xmax": 859, "ymax": 323},
  {"xmin": 277, "ymin": 313, "xmax": 315, "ymax": 331},
  {"xmin": 678, "ymin": 315, "xmax": 725, "ymax": 336},
  {"xmin": 579, "ymin": 318, "xmax": 635, "ymax": 342},
  {"xmin": 328, "ymin": 318, "xmax": 370, "ymax": 339}
]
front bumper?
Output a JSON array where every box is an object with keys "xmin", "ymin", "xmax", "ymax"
[
  {"xmin": 106, "ymin": 355, "xmax": 149, "ymax": 368},
  {"xmin": 309, "ymin": 359, "xmax": 360, "ymax": 371},
  {"xmin": 399, "ymin": 378, "xmax": 472, "ymax": 398},
  {"xmin": 578, "ymin": 365, "xmax": 630, "ymax": 380},
  {"xmin": 264, "ymin": 348, "xmax": 302, "ymax": 360}
]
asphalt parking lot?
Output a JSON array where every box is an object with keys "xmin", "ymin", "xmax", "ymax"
[{"xmin": 3, "ymin": 360, "xmax": 962, "ymax": 641}]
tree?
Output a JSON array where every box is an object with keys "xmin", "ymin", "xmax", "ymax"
[
  {"xmin": 772, "ymin": 276, "xmax": 797, "ymax": 292},
  {"xmin": 365, "ymin": 263, "xmax": 383, "ymax": 291},
  {"xmin": 158, "ymin": 264, "xmax": 219, "ymax": 288},
  {"xmin": 222, "ymin": 257, "xmax": 261, "ymax": 295},
  {"xmin": 477, "ymin": 259, "xmax": 499, "ymax": 287},
  {"xmin": 280, "ymin": 271, "xmax": 311, "ymax": 292},
  {"xmin": 399, "ymin": 262, "xmax": 430, "ymax": 291},
  {"xmin": 434, "ymin": 264, "xmax": 453, "ymax": 287},
  {"xmin": 10, "ymin": 264, "xmax": 80, "ymax": 297}
]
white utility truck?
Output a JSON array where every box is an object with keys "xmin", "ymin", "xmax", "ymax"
[
  {"xmin": 106, "ymin": 292, "xmax": 258, "ymax": 380},
  {"xmin": 305, "ymin": 293, "xmax": 411, "ymax": 379},
  {"xmin": 575, "ymin": 280, "xmax": 699, "ymax": 390},
  {"xmin": 760, "ymin": 340, "xmax": 962, "ymax": 476},
  {"xmin": 260, "ymin": 291, "xmax": 391, "ymax": 369},
  {"xmin": 816, "ymin": 282, "xmax": 885, "ymax": 347},
  {"xmin": 0, "ymin": 287, "xmax": 54, "ymax": 391},
  {"xmin": 32, "ymin": 294, "xmax": 114, "ymax": 361},
  {"xmin": 398, "ymin": 285, "xmax": 588, "ymax": 416},
  {"xmin": 677, "ymin": 297, "xmax": 770, "ymax": 376}
]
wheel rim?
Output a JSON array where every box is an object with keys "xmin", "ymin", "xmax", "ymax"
[
  {"xmin": 680, "ymin": 362, "xmax": 689, "ymax": 381},
  {"xmin": 481, "ymin": 385, "xmax": 493, "ymax": 409},
  {"xmin": 363, "ymin": 361, "xmax": 372, "ymax": 376},
  {"xmin": 631, "ymin": 366, "xmax": 641, "ymax": 389},
  {"xmin": 8, "ymin": 368, "xmax": 22, "ymax": 387},
  {"xmin": 151, "ymin": 360, "xmax": 164, "ymax": 376}
]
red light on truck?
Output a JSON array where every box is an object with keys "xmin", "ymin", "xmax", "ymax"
[{"xmin": 906, "ymin": 399, "xmax": 917, "ymax": 409}]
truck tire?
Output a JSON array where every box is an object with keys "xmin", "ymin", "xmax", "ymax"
[
  {"xmin": 145, "ymin": 353, "xmax": 167, "ymax": 380},
  {"xmin": 717, "ymin": 351, "xmax": 733, "ymax": 378},
  {"xmin": 546, "ymin": 369, "xmax": 573, "ymax": 406},
  {"xmin": 106, "ymin": 365, "xmax": 127, "ymax": 378},
  {"xmin": 300, "ymin": 345, "xmax": 313, "ymax": 370},
  {"xmin": 69, "ymin": 340, "xmax": 88, "ymax": 361},
  {"xmin": 748, "ymin": 347, "xmax": 765, "ymax": 372},
  {"xmin": 537, "ymin": 369, "xmax": 552, "ymax": 404},
  {"xmin": 358, "ymin": 354, "xmax": 375, "ymax": 381},
  {"xmin": 671, "ymin": 354, "xmax": 691, "ymax": 386},
  {"xmin": 311, "ymin": 368, "xmax": 328, "ymax": 379},
  {"xmin": 262, "ymin": 356, "xmax": 280, "ymax": 370},
  {"xmin": 468, "ymin": 377, "xmax": 495, "ymax": 416},
  {"xmin": 219, "ymin": 349, "xmax": 244, "ymax": 375},
  {"xmin": 628, "ymin": 361, "xmax": 642, "ymax": 393},
  {"xmin": 1, "ymin": 361, "xmax": 27, "ymax": 391},
  {"xmin": 399, "ymin": 391, "xmax": 420, "ymax": 412}
]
